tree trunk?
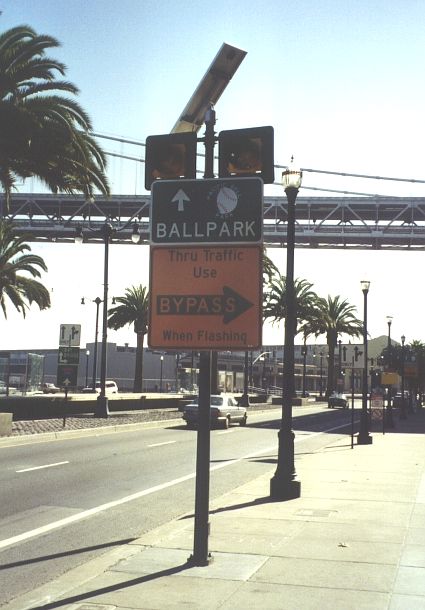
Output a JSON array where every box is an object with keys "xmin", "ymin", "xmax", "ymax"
[{"xmin": 133, "ymin": 332, "xmax": 145, "ymax": 392}]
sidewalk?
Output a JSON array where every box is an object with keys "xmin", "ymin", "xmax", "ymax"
[{"xmin": 3, "ymin": 411, "xmax": 425, "ymax": 610}]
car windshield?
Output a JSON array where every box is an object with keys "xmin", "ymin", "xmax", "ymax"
[
  {"xmin": 190, "ymin": 396, "xmax": 226, "ymax": 407},
  {"xmin": 211, "ymin": 396, "xmax": 224, "ymax": 406}
]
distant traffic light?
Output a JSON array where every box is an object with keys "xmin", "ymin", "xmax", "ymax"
[
  {"xmin": 218, "ymin": 126, "xmax": 274, "ymax": 184},
  {"xmin": 145, "ymin": 132, "xmax": 197, "ymax": 190}
]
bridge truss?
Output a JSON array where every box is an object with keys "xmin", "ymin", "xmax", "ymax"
[{"xmin": 2, "ymin": 193, "xmax": 425, "ymax": 250}]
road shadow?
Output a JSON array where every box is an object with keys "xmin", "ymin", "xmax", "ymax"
[
  {"xmin": 179, "ymin": 495, "xmax": 272, "ymax": 521},
  {"xmin": 0, "ymin": 538, "xmax": 137, "ymax": 571},
  {"xmin": 30, "ymin": 562, "xmax": 192, "ymax": 610}
]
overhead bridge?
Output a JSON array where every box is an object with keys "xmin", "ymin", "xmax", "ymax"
[{"xmin": 2, "ymin": 193, "xmax": 425, "ymax": 250}]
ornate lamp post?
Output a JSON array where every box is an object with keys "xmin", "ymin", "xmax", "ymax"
[
  {"xmin": 385, "ymin": 316, "xmax": 394, "ymax": 428},
  {"xmin": 357, "ymin": 280, "xmax": 373, "ymax": 445},
  {"xmin": 270, "ymin": 160, "xmax": 302, "ymax": 500},
  {"xmin": 400, "ymin": 335, "xmax": 407, "ymax": 420}
]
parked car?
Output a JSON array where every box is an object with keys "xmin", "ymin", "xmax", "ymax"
[
  {"xmin": 82, "ymin": 380, "xmax": 119, "ymax": 394},
  {"xmin": 42, "ymin": 382, "xmax": 60, "ymax": 394},
  {"xmin": 328, "ymin": 392, "xmax": 348, "ymax": 408},
  {"xmin": 182, "ymin": 394, "xmax": 247, "ymax": 429}
]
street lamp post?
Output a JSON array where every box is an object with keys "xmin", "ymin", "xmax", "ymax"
[
  {"xmin": 319, "ymin": 351, "xmax": 324, "ymax": 398},
  {"xmin": 85, "ymin": 349, "xmax": 90, "ymax": 388},
  {"xmin": 302, "ymin": 334, "xmax": 307, "ymax": 397},
  {"xmin": 338, "ymin": 339, "xmax": 342, "ymax": 390},
  {"xmin": 386, "ymin": 316, "xmax": 394, "ymax": 428},
  {"xmin": 81, "ymin": 296, "xmax": 102, "ymax": 391},
  {"xmin": 357, "ymin": 280, "xmax": 373, "ymax": 445},
  {"xmin": 270, "ymin": 161, "xmax": 302, "ymax": 500},
  {"xmin": 400, "ymin": 335, "xmax": 407, "ymax": 420},
  {"xmin": 239, "ymin": 351, "xmax": 250, "ymax": 408},
  {"xmin": 76, "ymin": 220, "xmax": 140, "ymax": 418},
  {"xmin": 160, "ymin": 355, "xmax": 164, "ymax": 392}
]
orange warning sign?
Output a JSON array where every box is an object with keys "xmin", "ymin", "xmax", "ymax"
[{"xmin": 149, "ymin": 245, "xmax": 262, "ymax": 350}]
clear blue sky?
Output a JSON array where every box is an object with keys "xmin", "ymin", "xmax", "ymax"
[{"xmin": 1, "ymin": 1, "xmax": 425, "ymax": 349}]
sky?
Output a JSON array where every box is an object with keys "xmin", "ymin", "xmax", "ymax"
[{"xmin": 1, "ymin": 0, "xmax": 425, "ymax": 350}]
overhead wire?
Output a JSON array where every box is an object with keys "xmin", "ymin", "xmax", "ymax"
[{"xmin": 94, "ymin": 131, "xmax": 425, "ymax": 197}]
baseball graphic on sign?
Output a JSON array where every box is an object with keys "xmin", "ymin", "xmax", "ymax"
[{"xmin": 216, "ymin": 186, "xmax": 238, "ymax": 214}]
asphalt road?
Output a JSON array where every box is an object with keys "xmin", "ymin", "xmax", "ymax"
[{"xmin": 0, "ymin": 403, "xmax": 360, "ymax": 605}]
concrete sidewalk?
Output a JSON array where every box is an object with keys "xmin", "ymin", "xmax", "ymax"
[{"xmin": 4, "ymin": 411, "xmax": 425, "ymax": 610}]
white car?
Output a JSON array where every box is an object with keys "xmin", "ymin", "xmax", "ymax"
[
  {"xmin": 182, "ymin": 394, "xmax": 247, "ymax": 429},
  {"xmin": 82, "ymin": 380, "xmax": 118, "ymax": 394}
]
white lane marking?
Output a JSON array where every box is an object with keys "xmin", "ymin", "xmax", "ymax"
[
  {"xmin": 147, "ymin": 441, "xmax": 176, "ymax": 448},
  {"xmin": 0, "ymin": 420, "xmax": 350, "ymax": 551},
  {"xmin": 16, "ymin": 461, "xmax": 69, "ymax": 473}
]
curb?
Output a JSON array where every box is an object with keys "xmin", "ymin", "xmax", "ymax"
[{"xmin": 0, "ymin": 417, "xmax": 183, "ymax": 448}]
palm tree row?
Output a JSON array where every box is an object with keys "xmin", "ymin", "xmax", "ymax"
[{"xmin": 263, "ymin": 268, "xmax": 363, "ymax": 396}]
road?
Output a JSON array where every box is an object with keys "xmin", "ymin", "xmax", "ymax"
[{"xmin": 0, "ymin": 403, "xmax": 359, "ymax": 605}]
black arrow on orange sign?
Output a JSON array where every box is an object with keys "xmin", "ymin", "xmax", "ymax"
[{"xmin": 157, "ymin": 286, "xmax": 253, "ymax": 324}]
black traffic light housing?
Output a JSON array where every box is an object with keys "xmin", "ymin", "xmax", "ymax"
[
  {"xmin": 218, "ymin": 126, "xmax": 274, "ymax": 184},
  {"xmin": 145, "ymin": 132, "xmax": 197, "ymax": 190}
]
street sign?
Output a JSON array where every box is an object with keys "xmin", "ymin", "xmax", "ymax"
[
  {"xmin": 371, "ymin": 392, "xmax": 384, "ymax": 422},
  {"xmin": 148, "ymin": 245, "xmax": 262, "ymax": 350},
  {"xmin": 58, "ymin": 346, "xmax": 80, "ymax": 365},
  {"xmin": 381, "ymin": 371, "xmax": 399, "ymax": 385},
  {"xmin": 59, "ymin": 324, "xmax": 81, "ymax": 347},
  {"xmin": 150, "ymin": 177, "xmax": 263, "ymax": 245},
  {"xmin": 57, "ymin": 364, "xmax": 78, "ymax": 388}
]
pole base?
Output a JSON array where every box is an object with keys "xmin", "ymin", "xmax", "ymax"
[
  {"xmin": 270, "ymin": 475, "xmax": 301, "ymax": 501},
  {"xmin": 239, "ymin": 393, "xmax": 250, "ymax": 408},
  {"xmin": 385, "ymin": 414, "xmax": 395, "ymax": 429},
  {"xmin": 357, "ymin": 433, "xmax": 373, "ymax": 445},
  {"xmin": 94, "ymin": 395, "xmax": 109, "ymax": 418},
  {"xmin": 187, "ymin": 553, "xmax": 213, "ymax": 567}
]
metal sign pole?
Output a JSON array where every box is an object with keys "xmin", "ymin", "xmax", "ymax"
[
  {"xmin": 190, "ymin": 350, "xmax": 211, "ymax": 565},
  {"xmin": 190, "ymin": 106, "xmax": 215, "ymax": 566}
]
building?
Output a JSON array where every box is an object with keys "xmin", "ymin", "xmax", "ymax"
[{"xmin": 0, "ymin": 336, "xmax": 394, "ymax": 395}]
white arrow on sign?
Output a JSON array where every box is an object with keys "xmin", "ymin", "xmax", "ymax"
[{"xmin": 171, "ymin": 189, "xmax": 190, "ymax": 212}]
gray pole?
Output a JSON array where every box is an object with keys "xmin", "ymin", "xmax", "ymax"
[
  {"xmin": 95, "ymin": 223, "xmax": 111, "ymax": 418},
  {"xmin": 190, "ymin": 105, "xmax": 215, "ymax": 566}
]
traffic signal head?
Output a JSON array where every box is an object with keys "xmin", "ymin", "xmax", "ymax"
[
  {"xmin": 218, "ymin": 126, "xmax": 274, "ymax": 184},
  {"xmin": 145, "ymin": 132, "xmax": 197, "ymax": 190}
]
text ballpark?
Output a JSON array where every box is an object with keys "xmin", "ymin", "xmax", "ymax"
[{"xmin": 154, "ymin": 219, "xmax": 257, "ymax": 241}]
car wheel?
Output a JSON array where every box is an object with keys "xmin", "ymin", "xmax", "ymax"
[{"xmin": 240, "ymin": 414, "xmax": 247, "ymax": 426}]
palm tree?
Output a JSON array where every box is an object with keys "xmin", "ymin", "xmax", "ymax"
[
  {"xmin": 262, "ymin": 246, "xmax": 279, "ymax": 285},
  {"xmin": 0, "ymin": 219, "xmax": 50, "ymax": 318},
  {"xmin": 304, "ymin": 295, "xmax": 363, "ymax": 396},
  {"xmin": 263, "ymin": 273, "xmax": 320, "ymax": 336},
  {"xmin": 0, "ymin": 25, "xmax": 109, "ymax": 211},
  {"xmin": 409, "ymin": 340, "xmax": 425, "ymax": 401},
  {"xmin": 107, "ymin": 285, "xmax": 149, "ymax": 392}
]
